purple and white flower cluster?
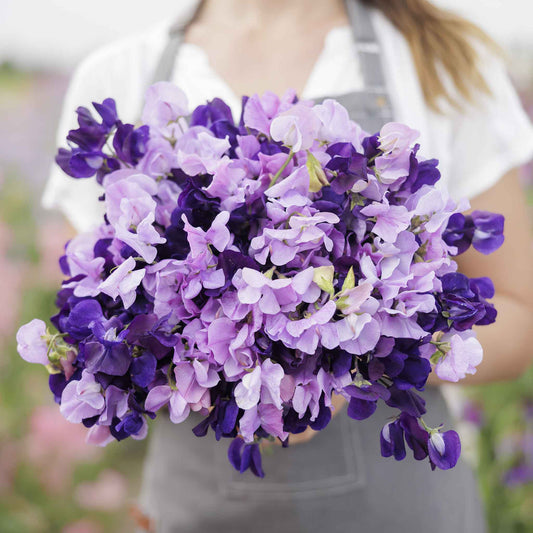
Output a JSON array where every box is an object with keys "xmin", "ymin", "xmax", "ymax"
[{"xmin": 17, "ymin": 82, "xmax": 504, "ymax": 476}]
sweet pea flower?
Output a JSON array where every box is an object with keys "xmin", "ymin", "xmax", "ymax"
[
  {"xmin": 84, "ymin": 319, "xmax": 131, "ymax": 377},
  {"xmin": 243, "ymin": 89, "xmax": 297, "ymax": 135},
  {"xmin": 176, "ymin": 127, "xmax": 231, "ymax": 176},
  {"xmin": 145, "ymin": 360, "xmax": 219, "ymax": 424},
  {"xmin": 313, "ymin": 99, "xmax": 366, "ymax": 146},
  {"xmin": 138, "ymin": 137, "xmax": 178, "ymax": 178},
  {"xmin": 233, "ymin": 267, "xmax": 318, "ymax": 316},
  {"xmin": 205, "ymin": 319, "xmax": 255, "ymax": 378},
  {"xmin": 239, "ymin": 403, "xmax": 288, "ymax": 443},
  {"xmin": 98, "ymin": 386, "xmax": 129, "ymax": 426},
  {"xmin": 142, "ymin": 259, "xmax": 198, "ymax": 323},
  {"xmin": 60, "ymin": 371, "xmax": 105, "ymax": 424},
  {"xmin": 434, "ymin": 329, "xmax": 483, "ymax": 382},
  {"xmin": 182, "ymin": 210, "xmax": 232, "ymax": 258},
  {"xmin": 268, "ymin": 300, "xmax": 337, "ymax": 354},
  {"xmin": 361, "ymin": 196, "xmax": 412, "ymax": 243},
  {"xmin": 104, "ymin": 171, "xmax": 165, "ymax": 262},
  {"xmin": 62, "ymin": 229, "xmax": 109, "ymax": 298},
  {"xmin": 270, "ymin": 102, "xmax": 321, "ymax": 152},
  {"xmin": 227, "ymin": 438, "xmax": 264, "ymax": 477},
  {"xmin": 375, "ymin": 122, "xmax": 419, "ymax": 183},
  {"xmin": 471, "ymin": 210, "xmax": 505, "ymax": 255},
  {"xmin": 141, "ymin": 81, "xmax": 189, "ymax": 132},
  {"xmin": 86, "ymin": 424, "xmax": 115, "ymax": 447},
  {"xmin": 251, "ymin": 211, "xmax": 340, "ymax": 266},
  {"xmin": 428, "ymin": 429, "xmax": 461, "ymax": 470},
  {"xmin": 204, "ymin": 158, "xmax": 249, "ymax": 211},
  {"xmin": 335, "ymin": 312, "xmax": 381, "ymax": 354},
  {"xmin": 104, "ymin": 170, "xmax": 158, "ymax": 227},
  {"xmin": 380, "ymin": 419, "xmax": 406, "ymax": 460},
  {"xmin": 16, "ymin": 319, "xmax": 49, "ymax": 365},
  {"xmin": 234, "ymin": 359, "xmax": 285, "ymax": 411},
  {"xmin": 98, "ymin": 257, "xmax": 146, "ymax": 309}
]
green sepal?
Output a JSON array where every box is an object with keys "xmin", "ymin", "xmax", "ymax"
[
  {"xmin": 341, "ymin": 267, "xmax": 356, "ymax": 292},
  {"xmin": 306, "ymin": 152, "xmax": 329, "ymax": 193},
  {"xmin": 313, "ymin": 266, "xmax": 335, "ymax": 296}
]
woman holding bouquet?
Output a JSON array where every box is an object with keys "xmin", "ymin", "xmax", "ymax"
[{"xmin": 43, "ymin": 0, "xmax": 533, "ymax": 531}]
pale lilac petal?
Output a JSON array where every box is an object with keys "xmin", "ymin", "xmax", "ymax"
[
  {"xmin": 86, "ymin": 425, "xmax": 115, "ymax": 447},
  {"xmin": 16, "ymin": 319, "xmax": 49, "ymax": 365},
  {"xmin": 169, "ymin": 392, "xmax": 190, "ymax": 424},
  {"xmin": 260, "ymin": 359, "xmax": 284, "ymax": 409},
  {"xmin": 234, "ymin": 366, "xmax": 261, "ymax": 410},
  {"xmin": 239, "ymin": 406, "xmax": 261, "ymax": 443},
  {"xmin": 144, "ymin": 385, "xmax": 173, "ymax": 412}
]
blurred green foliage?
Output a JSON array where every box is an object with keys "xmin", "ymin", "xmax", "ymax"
[
  {"xmin": 470, "ymin": 368, "xmax": 533, "ymax": 533},
  {"xmin": 0, "ymin": 176, "xmax": 146, "ymax": 532}
]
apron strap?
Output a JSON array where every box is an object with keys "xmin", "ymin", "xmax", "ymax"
[
  {"xmin": 149, "ymin": 0, "xmax": 394, "ymax": 132},
  {"xmin": 150, "ymin": 1, "xmax": 202, "ymax": 85},
  {"xmin": 344, "ymin": 0, "xmax": 387, "ymax": 92}
]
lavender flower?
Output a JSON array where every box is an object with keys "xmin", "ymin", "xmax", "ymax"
[{"xmin": 16, "ymin": 319, "xmax": 50, "ymax": 365}]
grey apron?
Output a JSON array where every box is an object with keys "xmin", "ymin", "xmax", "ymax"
[{"xmin": 138, "ymin": 2, "xmax": 487, "ymax": 532}]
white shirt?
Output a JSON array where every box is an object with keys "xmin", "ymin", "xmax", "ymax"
[{"xmin": 42, "ymin": 8, "xmax": 533, "ymax": 232}]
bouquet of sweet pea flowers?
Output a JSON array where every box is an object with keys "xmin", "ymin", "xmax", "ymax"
[{"xmin": 16, "ymin": 82, "xmax": 504, "ymax": 478}]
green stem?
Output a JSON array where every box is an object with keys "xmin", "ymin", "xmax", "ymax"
[{"xmin": 269, "ymin": 150, "xmax": 294, "ymax": 187}]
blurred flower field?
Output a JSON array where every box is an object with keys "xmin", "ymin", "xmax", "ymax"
[
  {"xmin": 0, "ymin": 62, "xmax": 532, "ymax": 533},
  {"xmin": 0, "ymin": 64, "xmax": 145, "ymax": 533}
]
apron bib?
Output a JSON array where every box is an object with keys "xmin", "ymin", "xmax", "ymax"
[{"xmin": 138, "ymin": 2, "xmax": 486, "ymax": 532}]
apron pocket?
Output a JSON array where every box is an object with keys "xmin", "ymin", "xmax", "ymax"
[{"xmin": 215, "ymin": 407, "xmax": 367, "ymax": 501}]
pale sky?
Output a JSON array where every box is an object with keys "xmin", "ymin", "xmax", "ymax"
[{"xmin": 1, "ymin": 0, "xmax": 532, "ymax": 72}]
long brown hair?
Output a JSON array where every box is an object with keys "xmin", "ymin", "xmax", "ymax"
[{"xmin": 361, "ymin": 0, "xmax": 500, "ymax": 111}]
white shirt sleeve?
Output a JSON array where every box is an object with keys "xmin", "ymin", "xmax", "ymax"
[
  {"xmin": 42, "ymin": 50, "xmax": 112, "ymax": 233},
  {"xmin": 42, "ymin": 24, "xmax": 169, "ymax": 233},
  {"xmin": 438, "ymin": 49, "xmax": 533, "ymax": 201}
]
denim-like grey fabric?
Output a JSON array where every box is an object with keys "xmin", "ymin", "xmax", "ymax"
[
  {"xmin": 138, "ymin": 1, "xmax": 487, "ymax": 531},
  {"xmin": 139, "ymin": 389, "xmax": 486, "ymax": 533}
]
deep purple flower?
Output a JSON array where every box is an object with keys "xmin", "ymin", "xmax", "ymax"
[
  {"xmin": 55, "ymin": 147, "xmax": 106, "ymax": 179},
  {"xmin": 228, "ymin": 438, "xmax": 265, "ymax": 478},
  {"xmin": 113, "ymin": 122, "xmax": 149, "ymax": 165},
  {"xmin": 471, "ymin": 210, "xmax": 505, "ymax": 255},
  {"xmin": 398, "ymin": 412, "xmax": 429, "ymax": 461},
  {"xmin": 345, "ymin": 382, "xmax": 390, "ymax": 421},
  {"xmin": 67, "ymin": 106, "xmax": 108, "ymax": 151},
  {"xmin": 386, "ymin": 387, "xmax": 427, "ymax": 417},
  {"xmin": 92, "ymin": 98, "xmax": 118, "ymax": 128},
  {"xmin": 130, "ymin": 353, "xmax": 157, "ymax": 388},
  {"xmin": 325, "ymin": 142, "xmax": 368, "ymax": 193},
  {"xmin": 439, "ymin": 272, "xmax": 495, "ymax": 331},
  {"xmin": 381, "ymin": 419, "xmax": 406, "ymax": 460},
  {"xmin": 84, "ymin": 326, "xmax": 131, "ymax": 377},
  {"xmin": 111, "ymin": 411, "xmax": 146, "ymax": 440},
  {"xmin": 403, "ymin": 150, "xmax": 440, "ymax": 193},
  {"xmin": 428, "ymin": 429, "xmax": 461, "ymax": 470},
  {"xmin": 64, "ymin": 299, "xmax": 106, "ymax": 341},
  {"xmin": 443, "ymin": 212, "xmax": 473, "ymax": 255}
]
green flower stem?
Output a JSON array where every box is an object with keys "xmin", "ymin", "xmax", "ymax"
[{"xmin": 269, "ymin": 149, "xmax": 294, "ymax": 187}]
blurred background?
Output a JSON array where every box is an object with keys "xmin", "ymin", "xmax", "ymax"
[{"xmin": 0, "ymin": 1, "xmax": 532, "ymax": 532}]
